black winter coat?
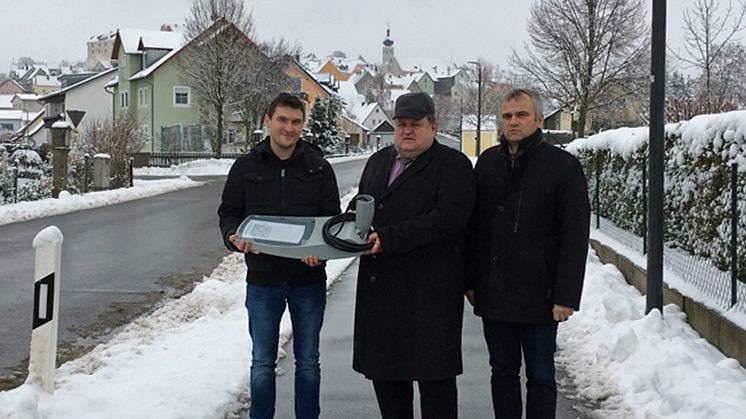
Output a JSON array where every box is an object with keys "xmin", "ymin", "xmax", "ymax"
[
  {"xmin": 353, "ymin": 141, "xmax": 476, "ymax": 381},
  {"xmin": 218, "ymin": 138, "xmax": 340, "ymax": 286},
  {"xmin": 468, "ymin": 129, "xmax": 590, "ymax": 323}
]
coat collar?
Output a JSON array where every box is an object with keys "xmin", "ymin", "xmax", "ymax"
[
  {"xmin": 252, "ymin": 137, "xmax": 311, "ymax": 163},
  {"xmin": 499, "ymin": 128, "xmax": 544, "ymax": 159},
  {"xmin": 380, "ymin": 140, "xmax": 439, "ymax": 197}
]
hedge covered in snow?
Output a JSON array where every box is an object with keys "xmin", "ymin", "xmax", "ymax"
[{"xmin": 566, "ymin": 111, "xmax": 746, "ymax": 281}]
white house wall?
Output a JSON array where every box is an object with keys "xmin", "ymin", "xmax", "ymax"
[{"xmin": 64, "ymin": 74, "xmax": 116, "ymax": 129}]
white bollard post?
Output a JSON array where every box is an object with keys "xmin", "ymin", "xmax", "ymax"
[{"xmin": 27, "ymin": 226, "xmax": 64, "ymax": 393}]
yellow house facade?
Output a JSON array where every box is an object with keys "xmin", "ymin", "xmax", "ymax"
[
  {"xmin": 286, "ymin": 61, "xmax": 330, "ymax": 117},
  {"xmin": 461, "ymin": 115, "xmax": 499, "ymax": 157}
]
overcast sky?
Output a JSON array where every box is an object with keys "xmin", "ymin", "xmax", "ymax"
[{"xmin": 0, "ymin": 0, "xmax": 719, "ymax": 75}]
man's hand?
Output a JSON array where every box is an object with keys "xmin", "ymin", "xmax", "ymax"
[
  {"xmin": 552, "ymin": 304, "xmax": 575, "ymax": 322},
  {"xmin": 363, "ymin": 232, "xmax": 382, "ymax": 255},
  {"xmin": 465, "ymin": 290, "xmax": 475, "ymax": 306},
  {"xmin": 229, "ymin": 234, "xmax": 260, "ymax": 254},
  {"xmin": 301, "ymin": 255, "xmax": 322, "ymax": 267}
]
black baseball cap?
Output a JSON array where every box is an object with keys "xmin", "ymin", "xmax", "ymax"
[{"xmin": 394, "ymin": 92, "xmax": 435, "ymax": 119}]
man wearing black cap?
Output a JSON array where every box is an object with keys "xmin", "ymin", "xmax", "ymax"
[{"xmin": 351, "ymin": 92, "xmax": 475, "ymax": 418}]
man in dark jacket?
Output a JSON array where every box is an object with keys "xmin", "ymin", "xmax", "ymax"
[
  {"xmin": 218, "ymin": 93, "xmax": 340, "ymax": 419},
  {"xmin": 466, "ymin": 89, "xmax": 590, "ymax": 419},
  {"xmin": 353, "ymin": 92, "xmax": 475, "ymax": 419}
]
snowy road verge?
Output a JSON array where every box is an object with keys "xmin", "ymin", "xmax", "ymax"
[
  {"xmin": 557, "ymin": 249, "xmax": 746, "ymax": 419},
  {"xmin": 0, "ymin": 177, "xmax": 202, "ymax": 226}
]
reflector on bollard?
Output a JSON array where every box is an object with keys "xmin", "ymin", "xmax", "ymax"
[{"xmin": 33, "ymin": 273, "xmax": 55, "ymax": 329}]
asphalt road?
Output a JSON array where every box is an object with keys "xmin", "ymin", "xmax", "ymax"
[{"xmin": 0, "ymin": 158, "xmax": 367, "ymax": 389}]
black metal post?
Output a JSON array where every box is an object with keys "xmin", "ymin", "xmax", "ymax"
[
  {"xmin": 129, "ymin": 157, "xmax": 134, "ymax": 188},
  {"xmin": 642, "ymin": 156, "xmax": 648, "ymax": 254},
  {"xmin": 595, "ymin": 155, "xmax": 601, "ymax": 229},
  {"xmin": 84, "ymin": 153, "xmax": 90, "ymax": 193},
  {"xmin": 476, "ymin": 64, "xmax": 482, "ymax": 158},
  {"xmin": 12, "ymin": 165, "xmax": 18, "ymax": 203},
  {"xmin": 647, "ymin": 0, "xmax": 666, "ymax": 314},
  {"xmin": 732, "ymin": 162, "xmax": 739, "ymax": 306}
]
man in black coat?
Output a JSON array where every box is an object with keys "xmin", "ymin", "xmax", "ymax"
[
  {"xmin": 466, "ymin": 89, "xmax": 590, "ymax": 419},
  {"xmin": 218, "ymin": 93, "xmax": 340, "ymax": 419},
  {"xmin": 353, "ymin": 92, "xmax": 476, "ymax": 419}
]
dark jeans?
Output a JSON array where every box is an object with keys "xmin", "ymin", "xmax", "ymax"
[
  {"xmin": 372, "ymin": 378, "xmax": 458, "ymax": 419},
  {"xmin": 245, "ymin": 282, "xmax": 326, "ymax": 419},
  {"xmin": 482, "ymin": 319, "xmax": 558, "ymax": 419}
]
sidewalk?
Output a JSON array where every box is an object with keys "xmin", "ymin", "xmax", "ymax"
[{"xmin": 272, "ymin": 258, "xmax": 585, "ymax": 418}]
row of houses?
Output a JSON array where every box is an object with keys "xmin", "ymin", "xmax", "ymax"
[{"xmin": 3, "ymin": 22, "xmax": 583, "ymax": 158}]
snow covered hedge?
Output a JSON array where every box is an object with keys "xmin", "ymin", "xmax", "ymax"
[{"xmin": 567, "ymin": 111, "xmax": 746, "ymax": 281}]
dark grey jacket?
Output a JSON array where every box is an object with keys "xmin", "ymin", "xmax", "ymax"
[
  {"xmin": 218, "ymin": 138, "xmax": 340, "ymax": 286},
  {"xmin": 467, "ymin": 129, "xmax": 590, "ymax": 323}
]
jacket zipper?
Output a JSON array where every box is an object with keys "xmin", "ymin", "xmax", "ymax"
[
  {"xmin": 513, "ymin": 190, "xmax": 523, "ymax": 233},
  {"xmin": 280, "ymin": 168, "xmax": 286, "ymax": 213}
]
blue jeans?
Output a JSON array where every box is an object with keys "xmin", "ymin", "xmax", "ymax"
[
  {"xmin": 482, "ymin": 319, "xmax": 558, "ymax": 419},
  {"xmin": 245, "ymin": 282, "xmax": 326, "ymax": 419}
]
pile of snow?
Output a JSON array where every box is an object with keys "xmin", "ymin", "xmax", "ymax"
[
  {"xmin": 0, "ymin": 177, "xmax": 202, "ymax": 226},
  {"xmin": 0, "ymin": 192, "xmax": 360, "ymax": 419},
  {"xmin": 134, "ymin": 159, "xmax": 236, "ymax": 177},
  {"xmin": 558, "ymin": 249, "xmax": 746, "ymax": 418},
  {"xmin": 134, "ymin": 154, "xmax": 372, "ymax": 177}
]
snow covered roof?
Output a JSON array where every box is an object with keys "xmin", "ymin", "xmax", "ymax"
[
  {"xmin": 350, "ymin": 103, "xmax": 379, "ymax": 123},
  {"xmin": 89, "ymin": 30, "xmax": 117, "ymax": 42},
  {"xmin": 38, "ymin": 68, "xmax": 118, "ymax": 101},
  {"xmin": 129, "ymin": 47, "xmax": 185, "ymax": 81},
  {"xmin": 0, "ymin": 110, "xmax": 26, "ymax": 120},
  {"xmin": 13, "ymin": 94, "xmax": 39, "ymax": 101},
  {"xmin": 105, "ymin": 76, "xmax": 119, "ymax": 88},
  {"xmin": 33, "ymin": 75, "xmax": 61, "ymax": 88},
  {"xmin": 113, "ymin": 29, "xmax": 184, "ymax": 58},
  {"xmin": 0, "ymin": 95, "xmax": 13, "ymax": 109}
]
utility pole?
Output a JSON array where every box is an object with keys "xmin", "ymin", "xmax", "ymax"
[
  {"xmin": 468, "ymin": 60, "xmax": 483, "ymax": 157},
  {"xmin": 647, "ymin": 0, "xmax": 666, "ymax": 314}
]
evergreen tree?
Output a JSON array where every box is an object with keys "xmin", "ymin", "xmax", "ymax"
[{"xmin": 308, "ymin": 96, "xmax": 344, "ymax": 155}]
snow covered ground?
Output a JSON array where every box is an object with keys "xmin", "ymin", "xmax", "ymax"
[
  {"xmin": 0, "ymin": 154, "xmax": 370, "ymax": 227},
  {"xmin": 3, "ymin": 243, "xmax": 745, "ymax": 418},
  {"xmin": 2, "ymin": 154, "xmax": 746, "ymax": 418},
  {"xmin": 0, "ymin": 177, "xmax": 202, "ymax": 226}
]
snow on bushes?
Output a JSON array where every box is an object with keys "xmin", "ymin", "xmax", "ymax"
[{"xmin": 567, "ymin": 110, "xmax": 746, "ymax": 281}]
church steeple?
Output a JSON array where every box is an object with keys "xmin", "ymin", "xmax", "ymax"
[
  {"xmin": 383, "ymin": 26, "xmax": 394, "ymax": 47},
  {"xmin": 381, "ymin": 25, "xmax": 402, "ymax": 76}
]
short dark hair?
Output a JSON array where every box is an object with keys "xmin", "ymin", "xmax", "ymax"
[
  {"xmin": 501, "ymin": 88, "xmax": 543, "ymax": 120},
  {"xmin": 267, "ymin": 92, "xmax": 306, "ymax": 120}
]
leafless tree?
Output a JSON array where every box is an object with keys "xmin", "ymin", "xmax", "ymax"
[
  {"xmin": 457, "ymin": 60, "xmax": 507, "ymax": 136},
  {"xmin": 235, "ymin": 38, "xmax": 300, "ymax": 148},
  {"xmin": 672, "ymin": 0, "xmax": 746, "ymax": 113},
  {"xmin": 179, "ymin": 0, "xmax": 257, "ymax": 157},
  {"xmin": 512, "ymin": 0, "xmax": 649, "ymax": 137},
  {"xmin": 77, "ymin": 112, "xmax": 146, "ymax": 188}
]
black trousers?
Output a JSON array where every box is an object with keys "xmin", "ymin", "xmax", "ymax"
[{"xmin": 372, "ymin": 377, "xmax": 458, "ymax": 419}]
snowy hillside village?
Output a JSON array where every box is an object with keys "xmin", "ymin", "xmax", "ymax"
[{"xmin": 0, "ymin": 22, "xmax": 583, "ymax": 164}]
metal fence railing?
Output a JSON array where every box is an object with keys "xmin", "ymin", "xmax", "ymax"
[{"xmin": 584, "ymin": 151, "xmax": 745, "ymax": 313}]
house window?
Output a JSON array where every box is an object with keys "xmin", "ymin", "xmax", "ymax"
[
  {"xmin": 120, "ymin": 90, "xmax": 129, "ymax": 109},
  {"xmin": 138, "ymin": 87, "xmax": 149, "ymax": 107},
  {"xmin": 173, "ymin": 86, "xmax": 191, "ymax": 107}
]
